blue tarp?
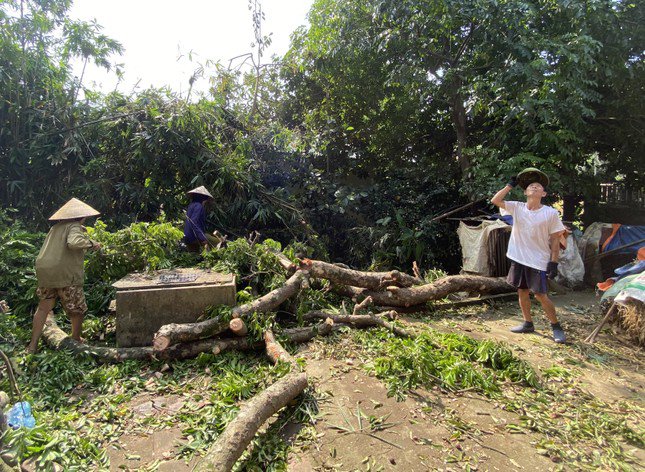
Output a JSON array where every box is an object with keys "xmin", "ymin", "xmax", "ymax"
[{"xmin": 603, "ymin": 225, "xmax": 645, "ymax": 255}]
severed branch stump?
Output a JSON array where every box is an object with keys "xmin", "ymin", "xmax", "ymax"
[{"xmin": 264, "ymin": 330, "xmax": 295, "ymax": 365}]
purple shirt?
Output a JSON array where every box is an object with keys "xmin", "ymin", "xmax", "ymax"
[{"xmin": 184, "ymin": 202, "xmax": 207, "ymax": 243}]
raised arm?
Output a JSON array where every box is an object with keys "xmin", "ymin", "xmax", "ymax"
[{"xmin": 490, "ymin": 176, "xmax": 518, "ymax": 210}]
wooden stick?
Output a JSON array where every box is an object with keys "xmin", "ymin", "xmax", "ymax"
[
  {"xmin": 430, "ymin": 199, "xmax": 484, "ymax": 222},
  {"xmin": 584, "ymin": 303, "xmax": 619, "ymax": 344},
  {"xmin": 583, "ymin": 238, "xmax": 645, "ymax": 263}
]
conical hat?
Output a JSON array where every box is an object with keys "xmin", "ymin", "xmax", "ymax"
[
  {"xmin": 187, "ymin": 186, "xmax": 214, "ymax": 199},
  {"xmin": 517, "ymin": 167, "xmax": 549, "ymax": 190},
  {"xmin": 49, "ymin": 198, "xmax": 100, "ymax": 221}
]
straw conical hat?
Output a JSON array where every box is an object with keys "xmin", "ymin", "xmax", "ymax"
[
  {"xmin": 517, "ymin": 167, "xmax": 549, "ymax": 190},
  {"xmin": 49, "ymin": 198, "xmax": 100, "ymax": 221},
  {"xmin": 187, "ymin": 186, "xmax": 214, "ymax": 199}
]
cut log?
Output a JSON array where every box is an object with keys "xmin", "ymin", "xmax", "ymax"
[
  {"xmin": 229, "ymin": 318, "xmax": 248, "ymax": 337},
  {"xmin": 193, "ymin": 371, "xmax": 308, "ymax": 472},
  {"xmin": 43, "ymin": 314, "xmax": 153, "ymax": 362},
  {"xmin": 335, "ymin": 275, "xmax": 514, "ymax": 307},
  {"xmin": 264, "ymin": 330, "xmax": 295, "ymax": 365},
  {"xmin": 152, "ymin": 317, "xmax": 230, "ymax": 352},
  {"xmin": 300, "ymin": 259, "xmax": 422, "ymax": 289},
  {"xmin": 303, "ymin": 310, "xmax": 413, "ymax": 338},
  {"xmin": 232, "ymin": 270, "xmax": 308, "ymax": 319}
]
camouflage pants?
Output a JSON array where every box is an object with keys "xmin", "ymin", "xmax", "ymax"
[{"xmin": 36, "ymin": 286, "xmax": 87, "ymax": 316}]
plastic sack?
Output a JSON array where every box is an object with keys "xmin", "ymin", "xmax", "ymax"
[{"xmin": 6, "ymin": 401, "xmax": 36, "ymax": 429}]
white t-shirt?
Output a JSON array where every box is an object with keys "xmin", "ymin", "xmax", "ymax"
[{"xmin": 505, "ymin": 201, "xmax": 565, "ymax": 271}]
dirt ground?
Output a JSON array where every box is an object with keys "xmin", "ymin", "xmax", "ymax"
[{"xmin": 107, "ymin": 290, "xmax": 644, "ymax": 471}]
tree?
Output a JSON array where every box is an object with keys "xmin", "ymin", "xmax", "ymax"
[{"xmin": 0, "ymin": 0, "xmax": 122, "ymax": 223}]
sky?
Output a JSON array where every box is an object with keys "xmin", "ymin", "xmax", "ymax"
[{"xmin": 69, "ymin": 0, "xmax": 313, "ymax": 97}]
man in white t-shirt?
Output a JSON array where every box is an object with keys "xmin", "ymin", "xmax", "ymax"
[{"xmin": 491, "ymin": 168, "xmax": 567, "ymax": 343}]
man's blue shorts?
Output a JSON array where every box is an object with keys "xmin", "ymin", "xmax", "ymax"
[{"xmin": 506, "ymin": 261, "xmax": 548, "ymax": 294}]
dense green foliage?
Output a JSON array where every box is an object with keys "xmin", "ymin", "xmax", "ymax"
[{"xmin": 2, "ymin": 0, "xmax": 642, "ymax": 270}]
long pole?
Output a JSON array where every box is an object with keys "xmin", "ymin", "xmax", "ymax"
[
  {"xmin": 584, "ymin": 238, "xmax": 645, "ymax": 264},
  {"xmin": 430, "ymin": 199, "xmax": 485, "ymax": 223}
]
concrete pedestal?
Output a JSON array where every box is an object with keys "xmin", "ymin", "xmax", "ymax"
[{"xmin": 113, "ymin": 268, "xmax": 236, "ymax": 347}]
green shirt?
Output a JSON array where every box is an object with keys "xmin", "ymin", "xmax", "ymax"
[{"xmin": 35, "ymin": 221, "xmax": 93, "ymax": 288}]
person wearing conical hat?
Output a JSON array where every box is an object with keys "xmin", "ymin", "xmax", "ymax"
[
  {"xmin": 27, "ymin": 198, "xmax": 102, "ymax": 353},
  {"xmin": 183, "ymin": 186, "xmax": 224, "ymax": 252},
  {"xmin": 491, "ymin": 168, "xmax": 567, "ymax": 344}
]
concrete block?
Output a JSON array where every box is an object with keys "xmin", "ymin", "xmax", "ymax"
[{"xmin": 113, "ymin": 269, "xmax": 236, "ymax": 347}]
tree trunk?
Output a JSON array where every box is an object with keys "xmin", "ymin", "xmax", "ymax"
[
  {"xmin": 193, "ymin": 371, "xmax": 308, "ymax": 472},
  {"xmin": 300, "ymin": 259, "xmax": 422, "ymax": 289},
  {"xmin": 562, "ymin": 194, "xmax": 578, "ymax": 223},
  {"xmin": 334, "ymin": 275, "xmax": 513, "ymax": 307},
  {"xmin": 451, "ymin": 84, "xmax": 470, "ymax": 173},
  {"xmin": 43, "ymin": 314, "xmax": 153, "ymax": 362}
]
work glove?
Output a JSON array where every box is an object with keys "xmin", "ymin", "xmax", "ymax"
[
  {"xmin": 507, "ymin": 176, "xmax": 518, "ymax": 188},
  {"xmin": 546, "ymin": 261, "xmax": 558, "ymax": 280}
]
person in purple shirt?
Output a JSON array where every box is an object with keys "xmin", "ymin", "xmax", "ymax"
[{"xmin": 184, "ymin": 186, "xmax": 220, "ymax": 252}]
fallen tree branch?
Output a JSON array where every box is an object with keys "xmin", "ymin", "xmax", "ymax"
[
  {"xmin": 300, "ymin": 259, "xmax": 422, "ymax": 289},
  {"xmin": 303, "ymin": 310, "xmax": 413, "ymax": 338},
  {"xmin": 43, "ymin": 314, "xmax": 153, "ymax": 362},
  {"xmin": 335, "ymin": 275, "xmax": 514, "ymax": 307},
  {"xmin": 269, "ymin": 249, "xmax": 297, "ymax": 274},
  {"xmin": 152, "ymin": 318, "xmax": 230, "ymax": 352},
  {"xmin": 283, "ymin": 319, "xmax": 334, "ymax": 343},
  {"xmin": 193, "ymin": 371, "xmax": 308, "ymax": 472},
  {"xmin": 232, "ymin": 270, "xmax": 309, "ymax": 319}
]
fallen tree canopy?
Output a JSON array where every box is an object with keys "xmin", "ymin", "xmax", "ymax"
[{"xmin": 39, "ymin": 255, "xmax": 515, "ymax": 471}]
